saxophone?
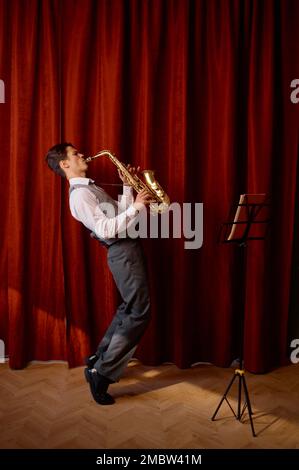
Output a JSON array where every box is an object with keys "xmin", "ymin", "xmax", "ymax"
[{"xmin": 84, "ymin": 150, "xmax": 170, "ymax": 214}]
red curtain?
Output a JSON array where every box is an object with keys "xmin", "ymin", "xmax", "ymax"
[{"xmin": 1, "ymin": 0, "xmax": 298, "ymax": 373}]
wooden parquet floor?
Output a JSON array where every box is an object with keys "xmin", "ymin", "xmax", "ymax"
[{"xmin": 0, "ymin": 360, "xmax": 299, "ymax": 449}]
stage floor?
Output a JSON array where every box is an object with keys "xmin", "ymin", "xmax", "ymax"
[{"xmin": 0, "ymin": 360, "xmax": 298, "ymax": 449}]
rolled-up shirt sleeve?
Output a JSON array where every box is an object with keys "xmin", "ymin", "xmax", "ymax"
[{"xmin": 70, "ymin": 188, "xmax": 139, "ymax": 239}]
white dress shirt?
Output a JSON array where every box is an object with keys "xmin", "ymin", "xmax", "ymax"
[{"xmin": 69, "ymin": 177, "xmax": 139, "ymax": 240}]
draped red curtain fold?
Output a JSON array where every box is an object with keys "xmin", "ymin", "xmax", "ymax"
[{"xmin": 1, "ymin": 0, "xmax": 298, "ymax": 373}]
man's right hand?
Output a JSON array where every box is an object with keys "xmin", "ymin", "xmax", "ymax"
[{"xmin": 133, "ymin": 189, "xmax": 155, "ymax": 211}]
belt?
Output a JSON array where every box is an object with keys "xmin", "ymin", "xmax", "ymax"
[{"xmin": 90, "ymin": 231, "xmax": 125, "ymax": 248}]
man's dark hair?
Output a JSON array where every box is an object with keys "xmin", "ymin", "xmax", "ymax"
[{"xmin": 45, "ymin": 142, "xmax": 73, "ymax": 178}]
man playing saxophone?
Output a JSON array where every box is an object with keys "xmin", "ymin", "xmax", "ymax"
[{"xmin": 45, "ymin": 143, "xmax": 153, "ymax": 405}]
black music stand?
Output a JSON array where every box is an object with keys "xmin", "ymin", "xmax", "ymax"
[{"xmin": 211, "ymin": 194, "xmax": 271, "ymax": 437}]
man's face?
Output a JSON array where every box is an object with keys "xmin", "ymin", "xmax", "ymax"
[{"xmin": 63, "ymin": 146, "xmax": 88, "ymax": 176}]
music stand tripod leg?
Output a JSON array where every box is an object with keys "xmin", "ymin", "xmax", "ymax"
[
  {"xmin": 211, "ymin": 372, "xmax": 237, "ymax": 421},
  {"xmin": 237, "ymin": 371, "xmax": 242, "ymax": 419},
  {"xmin": 241, "ymin": 374, "xmax": 256, "ymax": 437}
]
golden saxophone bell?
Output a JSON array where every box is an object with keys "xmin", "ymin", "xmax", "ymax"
[{"xmin": 85, "ymin": 150, "xmax": 170, "ymax": 214}]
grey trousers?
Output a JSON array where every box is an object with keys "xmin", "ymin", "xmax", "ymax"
[{"xmin": 94, "ymin": 239, "xmax": 151, "ymax": 382}]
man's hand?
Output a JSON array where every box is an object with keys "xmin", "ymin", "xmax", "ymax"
[
  {"xmin": 133, "ymin": 188, "xmax": 156, "ymax": 211},
  {"xmin": 118, "ymin": 164, "xmax": 141, "ymax": 186}
]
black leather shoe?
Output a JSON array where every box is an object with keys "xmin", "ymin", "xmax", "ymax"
[
  {"xmin": 84, "ymin": 368, "xmax": 115, "ymax": 405},
  {"xmin": 96, "ymin": 392, "xmax": 115, "ymax": 405},
  {"xmin": 85, "ymin": 354, "xmax": 99, "ymax": 369}
]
